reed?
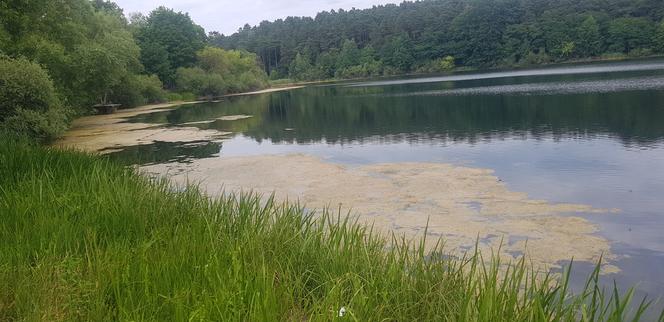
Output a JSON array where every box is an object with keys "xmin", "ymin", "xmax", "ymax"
[{"xmin": 0, "ymin": 137, "xmax": 660, "ymax": 321}]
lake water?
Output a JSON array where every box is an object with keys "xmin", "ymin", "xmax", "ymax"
[{"xmin": 111, "ymin": 60, "xmax": 664, "ymax": 308}]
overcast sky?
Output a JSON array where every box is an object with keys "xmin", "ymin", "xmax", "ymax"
[{"xmin": 114, "ymin": 0, "xmax": 398, "ymax": 35}]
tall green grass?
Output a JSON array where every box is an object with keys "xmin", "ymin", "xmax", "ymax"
[{"xmin": 0, "ymin": 137, "xmax": 661, "ymax": 321}]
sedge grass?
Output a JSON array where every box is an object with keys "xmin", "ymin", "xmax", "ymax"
[{"xmin": 0, "ymin": 137, "xmax": 661, "ymax": 321}]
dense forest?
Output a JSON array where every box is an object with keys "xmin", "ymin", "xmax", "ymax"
[
  {"xmin": 212, "ymin": 0, "xmax": 664, "ymax": 80},
  {"xmin": 0, "ymin": 1, "xmax": 266, "ymax": 141}
]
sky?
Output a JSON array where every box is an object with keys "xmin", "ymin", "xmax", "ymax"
[{"xmin": 114, "ymin": 0, "xmax": 398, "ymax": 35}]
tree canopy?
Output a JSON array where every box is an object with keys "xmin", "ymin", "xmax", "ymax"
[
  {"xmin": 0, "ymin": 1, "xmax": 266, "ymax": 141},
  {"xmin": 211, "ymin": 0, "xmax": 664, "ymax": 80},
  {"xmin": 132, "ymin": 7, "xmax": 207, "ymax": 87}
]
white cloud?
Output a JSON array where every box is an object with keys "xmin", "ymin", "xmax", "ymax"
[{"xmin": 114, "ymin": 0, "xmax": 398, "ymax": 35}]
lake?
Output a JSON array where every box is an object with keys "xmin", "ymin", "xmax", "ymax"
[{"xmin": 103, "ymin": 59, "xmax": 664, "ymax": 307}]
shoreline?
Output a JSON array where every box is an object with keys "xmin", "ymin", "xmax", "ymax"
[
  {"xmin": 53, "ymin": 85, "xmax": 303, "ymax": 152},
  {"xmin": 270, "ymin": 55, "xmax": 664, "ymax": 87},
  {"xmin": 54, "ymin": 78, "xmax": 618, "ymax": 273}
]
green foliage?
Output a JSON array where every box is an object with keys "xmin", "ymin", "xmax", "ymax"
[
  {"xmin": 69, "ymin": 28, "xmax": 141, "ymax": 106},
  {"xmin": 213, "ymin": 0, "xmax": 664, "ymax": 77},
  {"xmin": 176, "ymin": 66, "xmax": 226, "ymax": 97},
  {"xmin": 607, "ymin": 17, "xmax": 656, "ymax": 54},
  {"xmin": 165, "ymin": 91, "xmax": 197, "ymax": 102},
  {"xmin": 133, "ymin": 7, "xmax": 207, "ymax": 86},
  {"xmin": 0, "ymin": 57, "xmax": 68, "ymax": 141},
  {"xmin": 416, "ymin": 56, "xmax": 456, "ymax": 74},
  {"xmin": 0, "ymin": 0, "xmax": 164, "ymax": 115},
  {"xmin": 382, "ymin": 35, "xmax": 415, "ymax": 72},
  {"xmin": 337, "ymin": 39, "xmax": 361, "ymax": 70},
  {"xmin": 136, "ymin": 74, "xmax": 167, "ymax": 103},
  {"xmin": 110, "ymin": 74, "xmax": 166, "ymax": 108},
  {"xmin": 655, "ymin": 21, "xmax": 664, "ymax": 53},
  {"xmin": 289, "ymin": 53, "xmax": 316, "ymax": 80},
  {"xmin": 0, "ymin": 26, "xmax": 8, "ymax": 53},
  {"xmin": 577, "ymin": 16, "xmax": 601, "ymax": 57},
  {"xmin": 3, "ymin": 108, "xmax": 69, "ymax": 143},
  {"xmin": 175, "ymin": 47, "xmax": 267, "ymax": 97},
  {"xmin": 0, "ymin": 139, "xmax": 660, "ymax": 320}
]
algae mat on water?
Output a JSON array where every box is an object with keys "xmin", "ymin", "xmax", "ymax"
[{"xmin": 143, "ymin": 153, "xmax": 618, "ymax": 273}]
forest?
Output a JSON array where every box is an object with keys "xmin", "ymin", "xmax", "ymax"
[
  {"xmin": 212, "ymin": 0, "xmax": 664, "ymax": 80},
  {"xmin": 0, "ymin": 1, "xmax": 267, "ymax": 142}
]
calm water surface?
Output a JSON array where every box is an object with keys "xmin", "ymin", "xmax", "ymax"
[{"xmin": 114, "ymin": 60, "xmax": 664, "ymax": 306}]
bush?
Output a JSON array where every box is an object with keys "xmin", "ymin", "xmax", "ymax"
[
  {"xmin": 415, "ymin": 56, "xmax": 456, "ymax": 74},
  {"xmin": 110, "ymin": 74, "xmax": 167, "ymax": 108},
  {"xmin": 166, "ymin": 92, "xmax": 183, "ymax": 102},
  {"xmin": 165, "ymin": 92, "xmax": 197, "ymax": 102},
  {"xmin": 175, "ymin": 67, "xmax": 226, "ymax": 98},
  {"xmin": 3, "ymin": 107, "xmax": 69, "ymax": 142},
  {"xmin": 137, "ymin": 74, "xmax": 167, "ymax": 104},
  {"xmin": 0, "ymin": 56, "xmax": 69, "ymax": 141},
  {"xmin": 628, "ymin": 48, "xmax": 653, "ymax": 57},
  {"xmin": 110, "ymin": 74, "xmax": 144, "ymax": 108}
]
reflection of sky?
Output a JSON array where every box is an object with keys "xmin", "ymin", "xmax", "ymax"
[{"xmin": 219, "ymin": 135, "xmax": 664, "ymax": 253}]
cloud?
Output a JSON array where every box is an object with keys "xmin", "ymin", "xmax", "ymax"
[{"xmin": 114, "ymin": 0, "xmax": 397, "ymax": 35}]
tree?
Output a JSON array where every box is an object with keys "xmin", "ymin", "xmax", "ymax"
[
  {"xmin": 337, "ymin": 39, "xmax": 361, "ymax": 69},
  {"xmin": 0, "ymin": 56, "xmax": 68, "ymax": 141},
  {"xmin": 175, "ymin": 67, "xmax": 226, "ymax": 97},
  {"xmin": 69, "ymin": 11, "xmax": 142, "ymax": 107},
  {"xmin": 607, "ymin": 17, "xmax": 656, "ymax": 53},
  {"xmin": 175, "ymin": 47, "xmax": 267, "ymax": 96},
  {"xmin": 212, "ymin": 0, "xmax": 662, "ymax": 75},
  {"xmin": 576, "ymin": 16, "xmax": 601, "ymax": 57},
  {"xmin": 134, "ymin": 7, "xmax": 207, "ymax": 86},
  {"xmin": 381, "ymin": 35, "xmax": 414, "ymax": 72},
  {"xmin": 289, "ymin": 53, "xmax": 315, "ymax": 80},
  {"xmin": 655, "ymin": 21, "xmax": 664, "ymax": 53}
]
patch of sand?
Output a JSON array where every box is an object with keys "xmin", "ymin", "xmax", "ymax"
[
  {"xmin": 54, "ymin": 101, "xmax": 231, "ymax": 152},
  {"xmin": 142, "ymin": 153, "xmax": 618, "ymax": 272},
  {"xmin": 53, "ymin": 84, "xmax": 301, "ymax": 152}
]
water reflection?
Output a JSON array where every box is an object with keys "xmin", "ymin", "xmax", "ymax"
[
  {"xmin": 106, "ymin": 140, "xmax": 221, "ymax": 166},
  {"xmin": 115, "ymin": 62, "xmax": 664, "ymax": 307},
  {"xmin": 128, "ymin": 82, "xmax": 664, "ymax": 148}
]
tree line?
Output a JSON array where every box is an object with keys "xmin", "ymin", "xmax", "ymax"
[
  {"xmin": 0, "ymin": 1, "xmax": 267, "ymax": 142},
  {"xmin": 211, "ymin": 0, "xmax": 664, "ymax": 80}
]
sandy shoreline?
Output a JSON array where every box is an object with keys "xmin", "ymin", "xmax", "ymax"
[{"xmin": 54, "ymin": 86, "xmax": 302, "ymax": 152}]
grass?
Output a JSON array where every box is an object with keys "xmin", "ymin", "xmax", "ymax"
[{"xmin": 0, "ymin": 137, "xmax": 662, "ymax": 321}]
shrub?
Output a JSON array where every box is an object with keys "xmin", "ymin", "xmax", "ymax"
[
  {"xmin": 0, "ymin": 56, "xmax": 69, "ymax": 141},
  {"xmin": 415, "ymin": 56, "xmax": 456, "ymax": 74},
  {"xmin": 165, "ymin": 92, "xmax": 197, "ymax": 102},
  {"xmin": 110, "ymin": 74, "xmax": 144, "ymax": 108},
  {"xmin": 175, "ymin": 67, "xmax": 226, "ymax": 98},
  {"xmin": 628, "ymin": 48, "xmax": 653, "ymax": 57},
  {"xmin": 3, "ymin": 107, "xmax": 69, "ymax": 142},
  {"xmin": 137, "ymin": 74, "xmax": 167, "ymax": 104},
  {"xmin": 110, "ymin": 74, "xmax": 167, "ymax": 108},
  {"xmin": 166, "ymin": 92, "xmax": 183, "ymax": 102}
]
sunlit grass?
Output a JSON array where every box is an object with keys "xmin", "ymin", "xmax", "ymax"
[{"xmin": 0, "ymin": 137, "xmax": 661, "ymax": 321}]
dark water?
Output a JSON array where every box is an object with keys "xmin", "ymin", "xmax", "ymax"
[{"xmin": 115, "ymin": 60, "xmax": 664, "ymax": 309}]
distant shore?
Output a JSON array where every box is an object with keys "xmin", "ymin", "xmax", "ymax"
[{"xmin": 269, "ymin": 55, "xmax": 664, "ymax": 87}]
